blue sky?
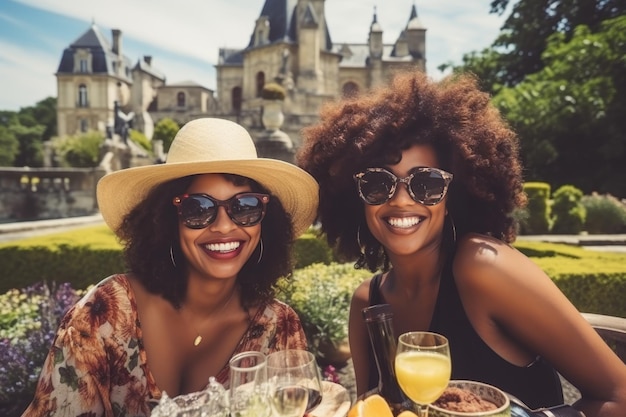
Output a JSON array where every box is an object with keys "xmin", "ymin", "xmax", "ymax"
[{"xmin": 0, "ymin": 0, "xmax": 509, "ymax": 111}]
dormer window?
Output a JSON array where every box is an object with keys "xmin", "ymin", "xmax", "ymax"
[
  {"xmin": 73, "ymin": 50, "xmax": 92, "ymax": 72},
  {"xmin": 254, "ymin": 17, "xmax": 270, "ymax": 46}
]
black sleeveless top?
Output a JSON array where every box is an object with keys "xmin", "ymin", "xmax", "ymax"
[{"xmin": 366, "ymin": 253, "xmax": 564, "ymax": 410}]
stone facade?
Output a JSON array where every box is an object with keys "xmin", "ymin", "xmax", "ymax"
[{"xmin": 55, "ymin": 1, "xmax": 426, "ymax": 160}]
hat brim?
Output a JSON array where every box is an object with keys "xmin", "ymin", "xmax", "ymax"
[{"xmin": 97, "ymin": 158, "xmax": 319, "ymax": 238}]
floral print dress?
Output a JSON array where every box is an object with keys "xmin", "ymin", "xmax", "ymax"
[{"xmin": 21, "ymin": 274, "xmax": 307, "ymax": 417}]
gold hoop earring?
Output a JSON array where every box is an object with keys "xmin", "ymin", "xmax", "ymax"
[
  {"xmin": 256, "ymin": 239, "xmax": 264, "ymax": 264},
  {"xmin": 357, "ymin": 225, "xmax": 365, "ymax": 256},
  {"xmin": 448, "ymin": 214, "xmax": 457, "ymax": 244},
  {"xmin": 169, "ymin": 245, "xmax": 177, "ymax": 268}
]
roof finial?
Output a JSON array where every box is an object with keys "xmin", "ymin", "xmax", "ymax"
[
  {"xmin": 410, "ymin": 2, "xmax": 418, "ymax": 18},
  {"xmin": 373, "ymin": 5, "xmax": 377, "ymax": 23}
]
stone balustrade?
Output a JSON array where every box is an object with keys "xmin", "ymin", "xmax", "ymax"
[{"xmin": 0, "ymin": 167, "xmax": 106, "ymax": 223}]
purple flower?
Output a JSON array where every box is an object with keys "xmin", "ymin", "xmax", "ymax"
[
  {"xmin": 323, "ymin": 364, "xmax": 340, "ymax": 384},
  {"xmin": 0, "ymin": 282, "xmax": 79, "ymax": 417}
]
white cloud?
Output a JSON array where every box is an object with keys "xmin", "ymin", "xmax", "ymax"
[{"xmin": 0, "ymin": 39, "xmax": 58, "ymax": 108}]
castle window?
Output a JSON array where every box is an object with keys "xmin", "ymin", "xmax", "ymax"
[
  {"xmin": 177, "ymin": 92, "xmax": 186, "ymax": 107},
  {"xmin": 80, "ymin": 118, "xmax": 88, "ymax": 132},
  {"xmin": 232, "ymin": 87, "xmax": 242, "ymax": 113},
  {"xmin": 342, "ymin": 82, "xmax": 360, "ymax": 98},
  {"xmin": 256, "ymin": 72, "xmax": 265, "ymax": 97},
  {"xmin": 78, "ymin": 84, "xmax": 88, "ymax": 107},
  {"xmin": 79, "ymin": 59, "xmax": 88, "ymax": 73}
]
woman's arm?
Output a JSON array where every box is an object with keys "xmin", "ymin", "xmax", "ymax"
[
  {"xmin": 454, "ymin": 234, "xmax": 626, "ymax": 417},
  {"xmin": 349, "ymin": 279, "xmax": 374, "ymax": 397}
]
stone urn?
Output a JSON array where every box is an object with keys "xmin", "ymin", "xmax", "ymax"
[{"xmin": 262, "ymin": 99, "xmax": 285, "ymax": 131}]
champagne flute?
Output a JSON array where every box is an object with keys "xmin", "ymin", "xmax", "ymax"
[
  {"xmin": 395, "ymin": 331, "xmax": 451, "ymax": 417},
  {"xmin": 228, "ymin": 351, "xmax": 271, "ymax": 417},
  {"xmin": 266, "ymin": 350, "xmax": 323, "ymax": 416}
]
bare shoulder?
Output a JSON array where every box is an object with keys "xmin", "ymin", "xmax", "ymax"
[
  {"xmin": 452, "ymin": 233, "xmax": 543, "ymax": 289},
  {"xmin": 454, "ymin": 233, "xmax": 528, "ymax": 270},
  {"xmin": 351, "ymin": 276, "xmax": 373, "ymax": 306}
]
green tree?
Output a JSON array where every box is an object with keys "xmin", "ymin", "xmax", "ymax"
[
  {"xmin": 153, "ymin": 118, "xmax": 181, "ymax": 153},
  {"xmin": 10, "ymin": 124, "xmax": 44, "ymax": 167},
  {"xmin": 18, "ymin": 97, "xmax": 57, "ymax": 141},
  {"xmin": 493, "ymin": 16, "xmax": 626, "ymax": 196},
  {"xmin": 0, "ymin": 125, "xmax": 19, "ymax": 166},
  {"xmin": 446, "ymin": 0, "xmax": 626, "ymax": 95}
]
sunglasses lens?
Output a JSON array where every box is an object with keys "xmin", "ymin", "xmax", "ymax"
[
  {"xmin": 359, "ymin": 170, "xmax": 395, "ymax": 205},
  {"xmin": 410, "ymin": 170, "xmax": 447, "ymax": 205},
  {"xmin": 175, "ymin": 193, "xmax": 267, "ymax": 229},
  {"xmin": 229, "ymin": 195, "xmax": 265, "ymax": 226},
  {"xmin": 178, "ymin": 195, "xmax": 218, "ymax": 229}
]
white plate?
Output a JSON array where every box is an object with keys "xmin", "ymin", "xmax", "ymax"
[{"xmin": 306, "ymin": 381, "xmax": 351, "ymax": 417}]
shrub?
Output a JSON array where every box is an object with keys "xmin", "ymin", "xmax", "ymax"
[
  {"xmin": 260, "ymin": 82, "xmax": 286, "ymax": 100},
  {"xmin": 153, "ymin": 118, "xmax": 181, "ymax": 153},
  {"xmin": 581, "ymin": 193, "xmax": 626, "ymax": 234},
  {"xmin": 0, "ymin": 282, "xmax": 81, "ymax": 417},
  {"xmin": 551, "ymin": 185, "xmax": 586, "ymax": 234},
  {"xmin": 519, "ymin": 182, "xmax": 551, "ymax": 234},
  {"xmin": 129, "ymin": 129, "xmax": 153, "ymax": 154},
  {"xmin": 52, "ymin": 131, "xmax": 105, "ymax": 167},
  {"xmin": 293, "ymin": 230, "xmax": 334, "ymax": 268},
  {"xmin": 276, "ymin": 263, "xmax": 370, "ymax": 359}
]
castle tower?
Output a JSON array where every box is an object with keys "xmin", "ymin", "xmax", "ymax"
[
  {"xmin": 368, "ymin": 7, "xmax": 384, "ymax": 87},
  {"xmin": 405, "ymin": 3, "xmax": 427, "ymax": 71},
  {"xmin": 296, "ymin": 0, "xmax": 324, "ymax": 93}
]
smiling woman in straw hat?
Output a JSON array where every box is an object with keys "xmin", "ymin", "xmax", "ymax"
[{"xmin": 22, "ymin": 118, "xmax": 320, "ymax": 417}]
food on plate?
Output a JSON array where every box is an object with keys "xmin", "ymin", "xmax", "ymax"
[{"xmin": 433, "ymin": 387, "xmax": 497, "ymax": 412}]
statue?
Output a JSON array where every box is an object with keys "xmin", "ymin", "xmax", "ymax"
[{"xmin": 113, "ymin": 100, "xmax": 135, "ymax": 144}]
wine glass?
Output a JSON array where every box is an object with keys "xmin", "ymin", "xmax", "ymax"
[
  {"xmin": 394, "ymin": 331, "xmax": 451, "ymax": 417},
  {"xmin": 266, "ymin": 349, "xmax": 323, "ymax": 416},
  {"xmin": 228, "ymin": 351, "xmax": 271, "ymax": 417}
]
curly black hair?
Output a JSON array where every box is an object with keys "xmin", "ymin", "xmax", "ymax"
[
  {"xmin": 296, "ymin": 70, "xmax": 526, "ymax": 272},
  {"xmin": 117, "ymin": 174, "xmax": 295, "ymax": 309}
]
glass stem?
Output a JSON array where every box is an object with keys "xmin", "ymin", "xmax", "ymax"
[{"xmin": 417, "ymin": 405, "xmax": 429, "ymax": 417}]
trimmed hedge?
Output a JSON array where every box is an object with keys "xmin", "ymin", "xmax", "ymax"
[
  {"xmin": 515, "ymin": 240, "xmax": 626, "ymax": 317},
  {"xmin": 1, "ymin": 227, "xmax": 625, "ymax": 317},
  {"xmin": 0, "ymin": 225, "xmax": 335, "ymax": 294},
  {"xmin": 521, "ymin": 182, "xmax": 551, "ymax": 234}
]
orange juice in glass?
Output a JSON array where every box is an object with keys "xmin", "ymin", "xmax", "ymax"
[{"xmin": 395, "ymin": 332, "xmax": 451, "ymax": 417}]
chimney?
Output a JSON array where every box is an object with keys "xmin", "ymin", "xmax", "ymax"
[
  {"xmin": 112, "ymin": 29, "xmax": 122, "ymax": 55},
  {"xmin": 144, "ymin": 55, "xmax": 152, "ymax": 65}
]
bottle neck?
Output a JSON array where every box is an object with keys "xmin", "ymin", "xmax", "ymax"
[{"xmin": 363, "ymin": 304, "xmax": 410, "ymax": 409}]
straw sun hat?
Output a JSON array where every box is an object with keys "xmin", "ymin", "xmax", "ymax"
[{"xmin": 97, "ymin": 118, "xmax": 319, "ymax": 238}]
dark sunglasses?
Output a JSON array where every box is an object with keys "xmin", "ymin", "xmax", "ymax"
[
  {"xmin": 172, "ymin": 192, "xmax": 270, "ymax": 229},
  {"xmin": 353, "ymin": 167, "xmax": 453, "ymax": 206}
]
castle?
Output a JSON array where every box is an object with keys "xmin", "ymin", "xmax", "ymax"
[{"xmin": 55, "ymin": 0, "xmax": 426, "ymax": 157}]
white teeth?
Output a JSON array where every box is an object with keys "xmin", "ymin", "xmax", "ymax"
[
  {"xmin": 387, "ymin": 217, "xmax": 421, "ymax": 228},
  {"xmin": 205, "ymin": 241, "xmax": 240, "ymax": 252}
]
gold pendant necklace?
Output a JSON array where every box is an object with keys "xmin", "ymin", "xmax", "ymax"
[{"xmin": 185, "ymin": 289, "xmax": 236, "ymax": 347}]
